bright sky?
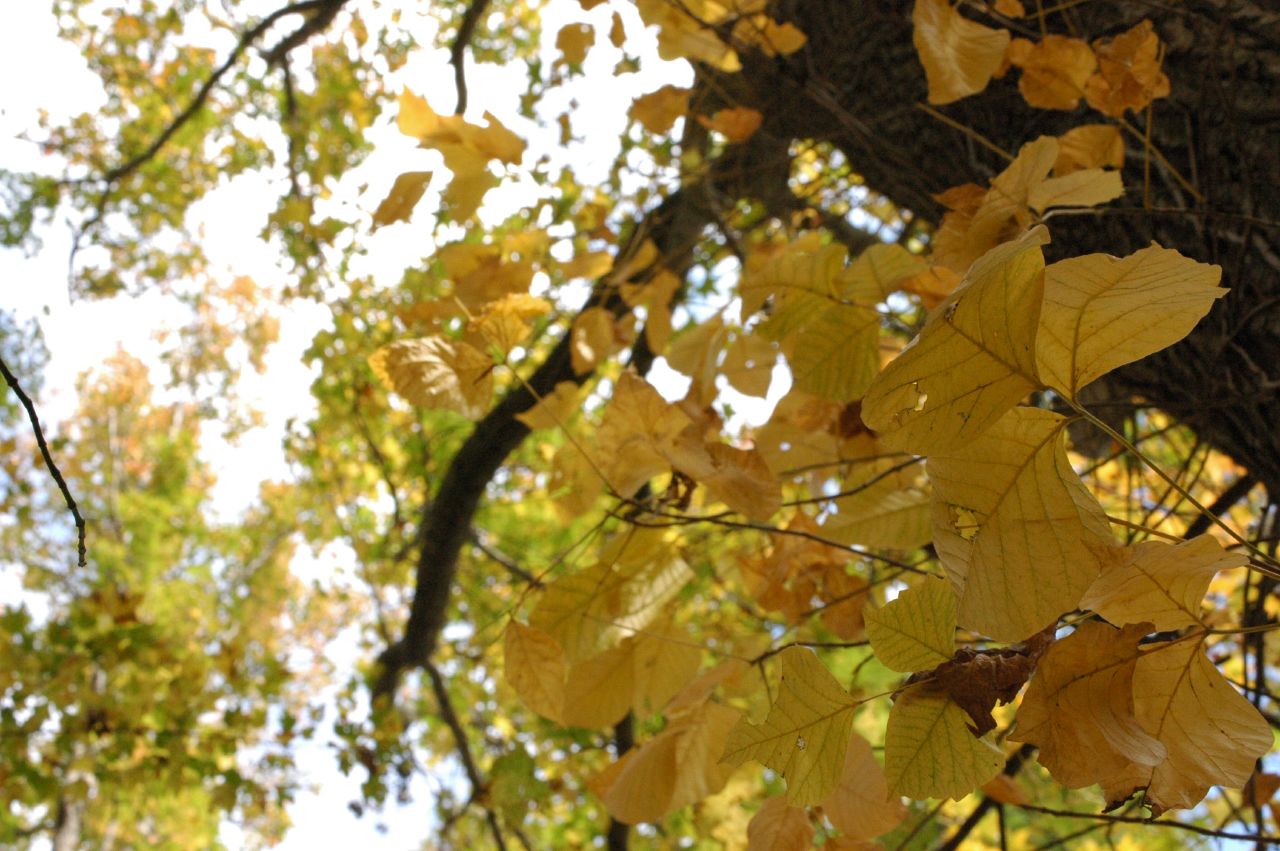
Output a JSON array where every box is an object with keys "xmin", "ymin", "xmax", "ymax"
[{"xmin": 0, "ymin": 1, "xmax": 775, "ymax": 847}]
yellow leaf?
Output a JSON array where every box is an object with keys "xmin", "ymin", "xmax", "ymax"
[
  {"xmin": 549, "ymin": 441, "xmax": 605, "ymax": 521},
  {"xmin": 1026, "ymin": 168, "xmax": 1124, "ymax": 214},
  {"xmin": 1123, "ymin": 637, "xmax": 1272, "ymax": 814},
  {"xmin": 570, "ymin": 306, "xmax": 619, "ymax": 375},
  {"xmin": 472, "ymin": 293, "xmax": 550, "ymax": 356},
  {"xmin": 531, "ymin": 528, "xmax": 692, "ymax": 662},
  {"xmin": 839, "ymin": 243, "xmax": 929, "ymax": 304},
  {"xmin": 560, "ymin": 250, "xmax": 614, "ymax": 281},
  {"xmin": 503, "ymin": 621, "xmax": 566, "ymax": 722},
  {"xmin": 928, "ymin": 407, "xmax": 1117, "ymax": 641},
  {"xmin": 747, "ymin": 796, "xmax": 814, "ymax": 851},
  {"xmin": 516, "ymin": 381, "xmax": 582, "ymax": 430},
  {"xmin": 635, "ymin": 0, "xmax": 740, "ymax": 70},
  {"xmin": 596, "ymin": 372, "xmax": 694, "ymax": 497},
  {"xmin": 721, "ymin": 332, "xmax": 777, "ymax": 398},
  {"xmin": 556, "ymin": 22, "xmax": 594, "ymax": 65},
  {"xmin": 368, "ymin": 337, "xmax": 494, "ymax": 420},
  {"xmin": 1007, "ymin": 35, "xmax": 1097, "ymax": 110},
  {"xmin": 1035, "ymin": 245, "xmax": 1225, "ymax": 399},
  {"xmin": 598, "ymin": 701, "xmax": 741, "ymax": 824},
  {"xmin": 370, "ymin": 170, "xmax": 432, "ymax": 227},
  {"xmin": 824, "ymin": 477, "xmax": 932, "ymax": 550},
  {"xmin": 563, "ymin": 641, "xmax": 636, "ymax": 727},
  {"xmin": 697, "ymin": 107, "xmax": 765, "ymax": 143},
  {"xmin": 702, "ymin": 443, "xmax": 782, "ymax": 522},
  {"xmin": 629, "ymin": 85, "xmax": 692, "ymax": 135},
  {"xmin": 721, "ymin": 647, "xmax": 858, "ymax": 806},
  {"xmin": 1084, "ymin": 20, "xmax": 1171, "ymax": 118},
  {"xmin": 732, "ymin": 17, "xmax": 807, "ymax": 57},
  {"xmin": 912, "ymin": 0, "xmax": 1011, "ymax": 105},
  {"xmin": 861, "ymin": 227, "xmax": 1048, "ymax": 453},
  {"xmin": 884, "ymin": 684, "xmax": 1003, "ymax": 799},
  {"xmin": 864, "ymin": 577, "xmax": 956, "ymax": 674},
  {"xmin": 631, "ymin": 620, "xmax": 703, "ymax": 717},
  {"xmin": 609, "ymin": 11, "xmax": 626, "ymax": 48},
  {"xmin": 1010, "ymin": 621, "xmax": 1167, "ymax": 791},
  {"xmin": 820, "ymin": 731, "xmax": 907, "ymax": 839},
  {"xmin": 1054, "ymin": 124, "xmax": 1124, "ymax": 175},
  {"xmin": 1080, "ymin": 535, "xmax": 1248, "ymax": 632}
]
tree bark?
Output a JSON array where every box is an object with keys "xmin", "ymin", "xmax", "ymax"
[{"xmin": 722, "ymin": 0, "xmax": 1280, "ymax": 493}]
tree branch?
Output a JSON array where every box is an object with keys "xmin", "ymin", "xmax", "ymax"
[
  {"xmin": 0, "ymin": 354, "xmax": 85, "ymax": 567},
  {"xmin": 937, "ymin": 744, "xmax": 1035, "ymax": 851},
  {"xmin": 450, "ymin": 0, "xmax": 492, "ymax": 115},
  {"xmin": 606, "ymin": 714, "xmax": 634, "ymax": 851}
]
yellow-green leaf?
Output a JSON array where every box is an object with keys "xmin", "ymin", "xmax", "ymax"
[
  {"xmin": 865, "ymin": 577, "xmax": 956, "ymax": 673},
  {"xmin": 1035, "ymin": 246, "xmax": 1225, "ymax": 398},
  {"xmin": 884, "ymin": 684, "xmax": 1003, "ymax": 799},
  {"xmin": 928, "ymin": 407, "xmax": 1117, "ymax": 641},
  {"xmin": 721, "ymin": 647, "xmax": 858, "ymax": 806}
]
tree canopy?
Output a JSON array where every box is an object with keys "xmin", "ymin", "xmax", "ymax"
[{"xmin": 4, "ymin": 0, "xmax": 1280, "ymax": 848}]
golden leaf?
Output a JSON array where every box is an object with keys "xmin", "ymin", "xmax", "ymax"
[
  {"xmin": 861, "ymin": 227, "xmax": 1048, "ymax": 454},
  {"xmin": 560, "ymin": 249, "xmax": 614, "ymax": 281},
  {"xmin": 596, "ymin": 372, "xmax": 694, "ymax": 497},
  {"xmin": 721, "ymin": 332, "xmax": 777, "ymax": 398},
  {"xmin": 370, "ymin": 170, "xmax": 432, "ymax": 227},
  {"xmin": 472, "ymin": 293, "xmax": 550, "ymax": 356},
  {"xmin": 1085, "ymin": 20, "xmax": 1171, "ymax": 117},
  {"xmin": 1010, "ymin": 621, "xmax": 1167, "ymax": 791},
  {"xmin": 929, "ymin": 407, "xmax": 1117, "ymax": 641},
  {"xmin": 570, "ymin": 306, "xmax": 619, "ymax": 375},
  {"xmin": 556, "ymin": 22, "xmax": 594, "ymax": 65},
  {"xmin": 1035, "ymin": 245, "xmax": 1225, "ymax": 399},
  {"xmin": 503, "ymin": 621, "xmax": 567, "ymax": 722},
  {"xmin": 609, "ymin": 11, "xmax": 626, "ymax": 48},
  {"xmin": 820, "ymin": 731, "xmax": 907, "ymax": 839},
  {"xmin": 368, "ymin": 337, "xmax": 494, "ymax": 420},
  {"xmin": 746, "ymin": 796, "xmax": 814, "ymax": 851},
  {"xmin": 884, "ymin": 684, "xmax": 1003, "ymax": 800},
  {"xmin": 839, "ymin": 243, "xmax": 929, "ymax": 304},
  {"xmin": 635, "ymin": 0, "xmax": 741, "ymax": 70},
  {"xmin": 516, "ymin": 381, "xmax": 582, "ymax": 431},
  {"xmin": 629, "ymin": 85, "xmax": 693, "ymax": 135},
  {"xmin": 722, "ymin": 647, "xmax": 858, "ymax": 806},
  {"xmin": 732, "ymin": 17, "xmax": 807, "ymax": 57},
  {"xmin": 702, "ymin": 443, "xmax": 782, "ymax": 522},
  {"xmin": 912, "ymin": 0, "xmax": 1011, "ymax": 105},
  {"xmin": 1007, "ymin": 35, "xmax": 1097, "ymax": 110},
  {"xmin": 697, "ymin": 107, "xmax": 765, "ymax": 143},
  {"xmin": 1054, "ymin": 124, "xmax": 1124, "ymax": 175},
  {"xmin": 865, "ymin": 577, "xmax": 956, "ymax": 673},
  {"xmin": 1081, "ymin": 535, "xmax": 1247, "ymax": 631}
]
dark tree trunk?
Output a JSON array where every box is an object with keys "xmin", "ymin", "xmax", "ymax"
[{"xmin": 723, "ymin": 1, "xmax": 1280, "ymax": 493}]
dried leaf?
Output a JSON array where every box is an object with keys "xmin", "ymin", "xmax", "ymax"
[
  {"xmin": 1007, "ymin": 35, "xmax": 1097, "ymax": 110},
  {"xmin": 1085, "ymin": 20, "xmax": 1171, "ymax": 117},
  {"xmin": 913, "ymin": 0, "xmax": 1011, "ymax": 105},
  {"xmin": 747, "ymin": 795, "xmax": 814, "ymax": 851}
]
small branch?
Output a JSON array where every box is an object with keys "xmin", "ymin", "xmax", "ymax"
[
  {"xmin": 425, "ymin": 662, "xmax": 508, "ymax": 851},
  {"xmin": 450, "ymin": 0, "xmax": 492, "ymax": 115},
  {"xmin": 1014, "ymin": 802, "xmax": 1280, "ymax": 844},
  {"xmin": 470, "ymin": 530, "xmax": 539, "ymax": 586},
  {"xmin": 0, "ymin": 355, "xmax": 85, "ymax": 567},
  {"xmin": 262, "ymin": 0, "xmax": 349, "ymax": 66},
  {"xmin": 937, "ymin": 744, "xmax": 1035, "ymax": 851},
  {"xmin": 1185, "ymin": 473, "xmax": 1257, "ymax": 538}
]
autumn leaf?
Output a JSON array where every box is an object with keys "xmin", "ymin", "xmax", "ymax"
[
  {"xmin": 556, "ymin": 22, "xmax": 594, "ymax": 65},
  {"xmin": 746, "ymin": 795, "xmax": 814, "ymax": 851},
  {"xmin": 1080, "ymin": 535, "xmax": 1247, "ymax": 631},
  {"xmin": 928, "ymin": 407, "xmax": 1118, "ymax": 641},
  {"xmin": 721, "ymin": 332, "xmax": 777, "ymax": 398},
  {"xmin": 503, "ymin": 621, "xmax": 567, "ymax": 722},
  {"xmin": 570, "ymin": 306, "xmax": 622, "ymax": 375},
  {"xmin": 634, "ymin": 0, "xmax": 741, "ymax": 70},
  {"xmin": 1085, "ymin": 19, "xmax": 1171, "ymax": 117},
  {"xmin": 1010, "ymin": 621, "xmax": 1167, "ymax": 791},
  {"xmin": 912, "ymin": 0, "xmax": 1011, "ymax": 105},
  {"xmin": 1007, "ymin": 35, "xmax": 1097, "ymax": 110},
  {"xmin": 697, "ymin": 107, "xmax": 765, "ymax": 143},
  {"xmin": 1035, "ymin": 245, "xmax": 1225, "ymax": 399},
  {"xmin": 861, "ymin": 226, "xmax": 1048, "ymax": 453},
  {"xmin": 370, "ymin": 170, "xmax": 432, "ymax": 227},
  {"xmin": 1054, "ymin": 124, "xmax": 1124, "ymax": 175},
  {"xmin": 732, "ymin": 17, "xmax": 807, "ymax": 57},
  {"xmin": 368, "ymin": 336, "xmax": 494, "ymax": 420},
  {"xmin": 516, "ymin": 381, "xmax": 582, "ymax": 431},
  {"xmin": 884, "ymin": 684, "xmax": 1003, "ymax": 800},
  {"xmin": 1119, "ymin": 636, "xmax": 1273, "ymax": 813},
  {"xmin": 472, "ymin": 293, "xmax": 550, "ymax": 356},
  {"xmin": 721, "ymin": 647, "xmax": 858, "ymax": 806},
  {"xmin": 701, "ymin": 443, "xmax": 782, "ymax": 522},
  {"xmin": 865, "ymin": 577, "xmax": 956, "ymax": 674},
  {"xmin": 820, "ymin": 731, "xmax": 907, "ymax": 839},
  {"xmin": 630, "ymin": 85, "xmax": 693, "ymax": 135}
]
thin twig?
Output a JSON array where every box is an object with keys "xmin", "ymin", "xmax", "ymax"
[
  {"xmin": 1014, "ymin": 802, "xmax": 1280, "ymax": 843},
  {"xmin": 450, "ymin": 0, "xmax": 492, "ymax": 115},
  {"xmin": 0, "ymin": 355, "xmax": 85, "ymax": 567}
]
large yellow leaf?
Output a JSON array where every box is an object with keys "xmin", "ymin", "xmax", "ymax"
[
  {"xmin": 928, "ymin": 407, "xmax": 1117, "ymax": 641},
  {"xmin": 597, "ymin": 701, "xmax": 741, "ymax": 824},
  {"xmin": 702, "ymin": 443, "xmax": 782, "ymax": 522},
  {"xmin": 368, "ymin": 336, "xmax": 494, "ymax": 420},
  {"xmin": 1121, "ymin": 637, "xmax": 1273, "ymax": 814},
  {"xmin": 864, "ymin": 577, "xmax": 956, "ymax": 674},
  {"xmin": 472, "ymin": 293, "xmax": 550, "ymax": 356},
  {"xmin": 912, "ymin": 0, "xmax": 1010, "ymax": 105},
  {"xmin": 596, "ymin": 372, "xmax": 694, "ymax": 497},
  {"xmin": 1054, "ymin": 124, "xmax": 1125, "ymax": 175},
  {"xmin": 1035, "ymin": 246, "xmax": 1225, "ymax": 398},
  {"xmin": 861, "ymin": 227, "xmax": 1048, "ymax": 454},
  {"xmin": 1010, "ymin": 621, "xmax": 1167, "ymax": 791},
  {"xmin": 839, "ymin": 243, "xmax": 929, "ymax": 304},
  {"xmin": 632, "ymin": 622, "xmax": 704, "ymax": 717},
  {"xmin": 503, "ymin": 621, "xmax": 566, "ymax": 723},
  {"xmin": 531, "ymin": 527, "xmax": 692, "ymax": 662},
  {"xmin": 721, "ymin": 647, "xmax": 858, "ymax": 806},
  {"xmin": 820, "ymin": 731, "xmax": 907, "ymax": 839},
  {"xmin": 746, "ymin": 795, "xmax": 814, "ymax": 851},
  {"xmin": 1006, "ymin": 35, "xmax": 1096, "ymax": 110},
  {"xmin": 884, "ymin": 684, "xmax": 1003, "ymax": 800},
  {"xmin": 824, "ymin": 479, "xmax": 932, "ymax": 550},
  {"xmin": 1080, "ymin": 535, "xmax": 1247, "ymax": 631},
  {"xmin": 562, "ymin": 642, "xmax": 637, "ymax": 728}
]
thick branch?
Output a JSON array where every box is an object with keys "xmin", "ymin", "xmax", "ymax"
[
  {"xmin": 605, "ymin": 714, "xmax": 634, "ymax": 851},
  {"xmin": 0, "ymin": 355, "xmax": 85, "ymax": 567}
]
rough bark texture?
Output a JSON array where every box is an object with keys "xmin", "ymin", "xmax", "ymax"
[{"xmin": 721, "ymin": 0, "xmax": 1280, "ymax": 493}]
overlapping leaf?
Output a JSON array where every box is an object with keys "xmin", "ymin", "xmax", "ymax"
[
  {"xmin": 884, "ymin": 684, "xmax": 1003, "ymax": 800},
  {"xmin": 865, "ymin": 577, "xmax": 956, "ymax": 673},
  {"xmin": 368, "ymin": 336, "xmax": 494, "ymax": 420}
]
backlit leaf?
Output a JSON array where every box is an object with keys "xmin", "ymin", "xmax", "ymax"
[
  {"xmin": 368, "ymin": 336, "xmax": 494, "ymax": 420},
  {"xmin": 747, "ymin": 795, "xmax": 814, "ymax": 851},
  {"xmin": 503, "ymin": 621, "xmax": 566, "ymax": 723},
  {"xmin": 370, "ymin": 170, "xmax": 432, "ymax": 227},
  {"xmin": 865, "ymin": 577, "xmax": 956, "ymax": 673},
  {"xmin": 913, "ymin": 0, "xmax": 1010, "ymax": 105},
  {"xmin": 884, "ymin": 684, "xmax": 1003, "ymax": 800},
  {"xmin": 820, "ymin": 731, "xmax": 907, "ymax": 839}
]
